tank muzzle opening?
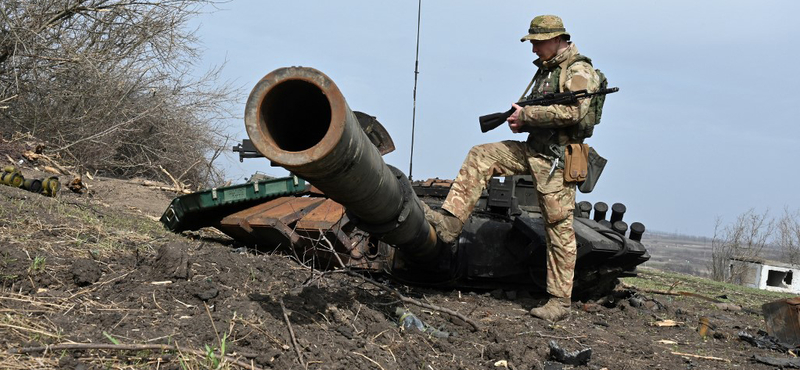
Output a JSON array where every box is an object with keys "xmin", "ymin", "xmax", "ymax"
[{"xmin": 260, "ymin": 79, "xmax": 331, "ymax": 152}]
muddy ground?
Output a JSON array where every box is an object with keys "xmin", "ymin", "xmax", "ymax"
[{"xmin": 1, "ymin": 167, "xmax": 798, "ymax": 370}]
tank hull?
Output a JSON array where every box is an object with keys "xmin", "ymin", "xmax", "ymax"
[{"xmin": 162, "ymin": 66, "xmax": 650, "ymax": 296}]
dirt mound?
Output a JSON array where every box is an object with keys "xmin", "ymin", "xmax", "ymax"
[{"xmin": 0, "ymin": 168, "xmax": 796, "ymax": 369}]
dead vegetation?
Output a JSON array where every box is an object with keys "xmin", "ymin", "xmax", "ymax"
[
  {"xmin": 710, "ymin": 209, "xmax": 774, "ymax": 283},
  {"xmin": 710, "ymin": 208, "xmax": 800, "ymax": 284},
  {"xmin": 0, "ymin": 0, "xmax": 238, "ymax": 188},
  {"xmin": 777, "ymin": 208, "xmax": 800, "ymax": 265}
]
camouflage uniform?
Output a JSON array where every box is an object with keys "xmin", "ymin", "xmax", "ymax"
[{"xmin": 441, "ymin": 38, "xmax": 600, "ymax": 300}]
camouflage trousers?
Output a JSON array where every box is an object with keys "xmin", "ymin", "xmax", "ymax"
[{"xmin": 442, "ymin": 141, "xmax": 577, "ymax": 299}]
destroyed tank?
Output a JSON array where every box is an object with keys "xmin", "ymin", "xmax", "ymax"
[{"xmin": 162, "ymin": 66, "xmax": 649, "ymax": 297}]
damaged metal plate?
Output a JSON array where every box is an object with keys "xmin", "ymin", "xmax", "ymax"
[
  {"xmin": 354, "ymin": 111, "xmax": 395, "ymax": 156},
  {"xmin": 763, "ymin": 297, "xmax": 800, "ymax": 347}
]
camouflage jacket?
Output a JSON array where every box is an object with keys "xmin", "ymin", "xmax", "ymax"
[{"xmin": 519, "ymin": 43, "xmax": 600, "ymax": 156}]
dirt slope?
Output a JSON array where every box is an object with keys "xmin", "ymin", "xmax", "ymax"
[{"xmin": 0, "ymin": 171, "xmax": 797, "ymax": 370}]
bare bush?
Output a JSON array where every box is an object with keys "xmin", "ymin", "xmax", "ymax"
[
  {"xmin": 778, "ymin": 207, "xmax": 800, "ymax": 265},
  {"xmin": 710, "ymin": 209, "xmax": 774, "ymax": 283},
  {"xmin": 0, "ymin": 0, "xmax": 237, "ymax": 187}
]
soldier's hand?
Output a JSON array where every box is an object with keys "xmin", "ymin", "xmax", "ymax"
[{"xmin": 508, "ymin": 103, "xmax": 523, "ymax": 133}]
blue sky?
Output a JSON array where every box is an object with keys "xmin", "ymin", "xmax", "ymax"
[{"xmin": 190, "ymin": 0, "xmax": 800, "ymax": 237}]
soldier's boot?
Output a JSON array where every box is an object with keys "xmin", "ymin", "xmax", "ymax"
[
  {"xmin": 529, "ymin": 296, "xmax": 571, "ymax": 322},
  {"xmin": 420, "ymin": 202, "xmax": 464, "ymax": 244}
]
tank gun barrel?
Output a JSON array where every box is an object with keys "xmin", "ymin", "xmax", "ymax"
[{"xmin": 244, "ymin": 67, "xmax": 438, "ymax": 260}]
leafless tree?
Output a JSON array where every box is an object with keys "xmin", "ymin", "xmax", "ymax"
[
  {"xmin": 778, "ymin": 207, "xmax": 800, "ymax": 265},
  {"xmin": 0, "ymin": 0, "xmax": 238, "ymax": 187},
  {"xmin": 710, "ymin": 209, "xmax": 774, "ymax": 283}
]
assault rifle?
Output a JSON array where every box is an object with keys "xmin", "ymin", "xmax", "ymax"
[{"xmin": 478, "ymin": 87, "xmax": 619, "ymax": 133}]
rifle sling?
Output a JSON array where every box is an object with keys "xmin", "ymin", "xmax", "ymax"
[{"xmin": 519, "ymin": 69, "xmax": 540, "ymax": 102}]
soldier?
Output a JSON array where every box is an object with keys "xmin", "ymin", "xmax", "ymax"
[{"xmin": 423, "ymin": 15, "xmax": 601, "ymax": 321}]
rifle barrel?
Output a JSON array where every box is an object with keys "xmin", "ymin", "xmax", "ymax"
[{"xmin": 478, "ymin": 87, "xmax": 619, "ymax": 133}]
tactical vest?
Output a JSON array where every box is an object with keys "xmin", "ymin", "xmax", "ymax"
[{"xmin": 522, "ymin": 53, "xmax": 605, "ymax": 159}]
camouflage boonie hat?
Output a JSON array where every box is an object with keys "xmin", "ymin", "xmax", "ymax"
[{"xmin": 520, "ymin": 15, "xmax": 569, "ymax": 42}]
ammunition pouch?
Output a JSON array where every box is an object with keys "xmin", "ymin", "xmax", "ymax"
[
  {"xmin": 578, "ymin": 147, "xmax": 607, "ymax": 194},
  {"xmin": 564, "ymin": 143, "xmax": 589, "ymax": 183}
]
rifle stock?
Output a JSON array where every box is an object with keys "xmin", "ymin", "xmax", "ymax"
[{"xmin": 479, "ymin": 108, "xmax": 515, "ymax": 133}]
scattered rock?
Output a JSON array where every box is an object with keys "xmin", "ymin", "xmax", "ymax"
[
  {"xmin": 582, "ymin": 303, "xmax": 603, "ymax": 313},
  {"xmin": 548, "ymin": 340, "xmax": 592, "ymax": 366},
  {"xmin": 643, "ymin": 301, "xmax": 658, "ymax": 310},
  {"xmin": 485, "ymin": 342, "xmax": 511, "ymax": 360},
  {"xmin": 186, "ymin": 280, "xmax": 218, "ymax": 301},
  {"xmin": 490, "ymin": 289, "xmax": 504, "ymax": 299},
  {"xmin": 70, "ymin": 258, "xmax": 101, "ymax": 286},
  {"xmin": 327, "ymin": 304, "xmax": 352, "ymax": 324},
  {"xmin": 153, "ymin": 242, "xmax": 191, "ymax": 280},
  {"xmin": 336, "ymin": 325, "xmax": 354, "ymax": 339},
  {"xmin": 713, "ymin": 302, "xmax": 742, "ymax": 311}
]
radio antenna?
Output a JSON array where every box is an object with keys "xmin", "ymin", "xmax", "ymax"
[{"xmin": 408, "ymin": 0, "xmax": 422, "ymax": 180}]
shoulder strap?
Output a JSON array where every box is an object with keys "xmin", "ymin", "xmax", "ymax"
[{"xmin": 558, "ymin": 54, "xmax": 593, "ymax": 92}]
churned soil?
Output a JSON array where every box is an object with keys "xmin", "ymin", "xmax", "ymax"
[{"xmin": 0, "ymin": 170, "xmax": 796, "ymax": 370}]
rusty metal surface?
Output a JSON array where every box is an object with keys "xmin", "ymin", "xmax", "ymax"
[
  {"xmin": 244, "ymin": 68, "xmax": 343, "ymax": 167},
  {"xmin": 219, "ymin": 197, "xmax": 294, "ymax": 230},
  {"xmin": 243, "ymin": 66, "xmax": 437, "ymax": 259},
  {"xmin": 295, "ymin": 199, "xmax": 347, "ymax": 230},
  {"xmin": 217, "ymin": 194, "xmax": 384, "ymax": 270},
  {"xmin": 245, "ymin": 197, "xmax": 326, "ymax": 226},
  {"xmin": 413, "ymin": 178, "xmax": 454, "ymax": 198},
  {"xmin": 217, "ymin": 197, "xmax": 296, "ymax": 244},
  {"xmin": 419, "ymin": 178, "xmax": 454, "ymax": 188},
  {"xmin": 763, "ymin": 297, "xmax": 800, "ymax": 346},
  {"xmin": 288, "ymin": 199, "xmax": 386, "ymax": 270},
  {"xmin": 218, "ymin": 197, "xmax": 324, "ymax": 250},
  {"xmin": 307, "ymin": 185, "xmax": 325, "ymax": 196}
]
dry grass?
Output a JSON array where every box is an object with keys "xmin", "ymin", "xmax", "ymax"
[
  {"xmin": 1, "ymin": 287, "xmax": 246, "ymax": 370},
  {"xmin": 622, "ymin": 267, "xmax": 796, "ymax": 310},
  {"xmin": 0, "ymin": 186, "xmax": 247, "ymax": 369}
]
